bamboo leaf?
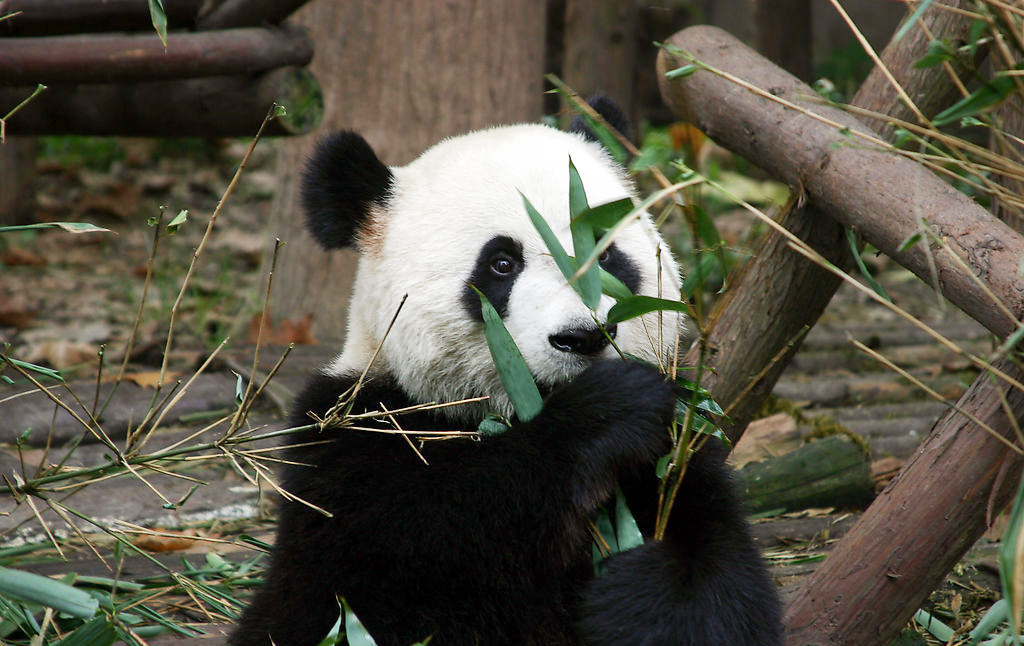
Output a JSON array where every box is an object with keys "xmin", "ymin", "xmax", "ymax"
[
  {"xmin": 665, "ymin": 63, "xmax": 699, "ymax": 79},
  {"xmin": 56, "ymin": 617, "xmax": 117, "ymax": 646},
  {"xmin": 166, "ymin": 209, "xmax": 189, "ymax": 235},
  {"xmin": 600, "ymin": 268, "xmax": 633, "ymax": 301},
  {"xmin": 999, "ymin": 472, "xmax": 1024, "ymax": 644},
  {"xmin": 614, "ymin": 487, "xmax": 644, "ymax": 551},
  {"xmin": 471, "ymin": 287, "xmax": 543, "ymax": 422},
  {"xmin": 572, "ymin": 198, "xmax": 635, "ymax": 231},
  {"xmin": 682, "ymin": 252, "xmax": 717, "ymax": 298},
  {"xmin": 341, "ymin": 598, "xmax": 378, "ymax": 646},
  {"xmin": 568, "ymin": 159, "xmax": 601, "ymax": 309},
  {"xmin": 147, "ymin": 0, "xmax": 167, "ymax": 48},
  {"xmin": 521, "ymin": 192, "xmax": 578, "ymax": 291},
  {"xmin": 0, "ymin": 567, "xmax": 98, "ymax": 618},
  {"xmin": 933, "ymin": 70, "xmax": 1019, "ymax": 126},
  {"xmin": 846, "ymin": 228, "xmax": 892, "ymax": 303},
  {"xmin": 0, "ymin": 222, "xmax": 111, "ymax": 235},
  {"xmin": 607, "ymin": 295, "xmax": 688, "ymax": 326}
]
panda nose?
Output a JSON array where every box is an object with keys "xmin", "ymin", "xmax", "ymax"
[{"xmin": 548, "ymin": 325, "xmax": 616, "ymax": 355}]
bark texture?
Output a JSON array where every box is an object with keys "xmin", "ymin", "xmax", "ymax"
[
  {"xmin": 264, "ymin": 0, "xmax": 546, "ymax": 342},
  {"xmin": 0, "ymin": 26, "xmax": 312, "ymax": 85},
  {"xmin": 0, "ymin": 67, "xmax": 321, "ymax": 137},
  {"xmin": 659, "ymin": 25, "xmax": 1024, "ymax": 342}
]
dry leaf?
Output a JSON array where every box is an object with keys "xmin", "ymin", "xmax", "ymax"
[
  {"xmin": 103, "ymin": 370, "xmax": 182, "ymax": 388},
  {"xmin": 134, "ymin": 528, "xmax": 201, "ymax": 552},
  {"xmin": 22, "ymin": 340, "xmax": 98, "ymax": 369}
]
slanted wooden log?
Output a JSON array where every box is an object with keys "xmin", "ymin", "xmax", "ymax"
[
  {"xmin": 0, "ymin": 67, "xmax": 321, "ymax": 137},
  {"xmin": 785, "ymin": 361, "xmax": 1024, "ymax": 646},
  {"xmin": 0, "ymin": 0, "xmax": 202, "ymax": 36},
  {"xmin": 738, "ymin": 435, "xmax": 874, "ymax": 514},
  {"xmin": 662, "ymin": 0, "xmax": 982, "ymax": 442},
  {"xmin": 198, "ymin": 0, "xmax": 312, "ymax": 30},
  {"xmin": 0, "ymin": 26, "xmax": 312, "ymax": 85},
  {"xmin": 659, "ymin": 25, "xmax": 1024, "ymax": 342}
]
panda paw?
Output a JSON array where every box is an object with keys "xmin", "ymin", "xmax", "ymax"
[{"xmin": 542, "ymin": 359, "xmax": 676, "ymax": 470}]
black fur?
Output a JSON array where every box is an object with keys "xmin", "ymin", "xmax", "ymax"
[
  {"xmin": 569, "ymin": 95, "xmax": 632, "ymax": 147},
  {"xmin": 599, "ymin": 243, "xmax": 642, "ymax": 295},
  {"xmin": 462, "ymin": 235, "xmax": 525, "ymax": 320},
  {"xmin": 301, "ymin": 131, "xmax": 394, "ymax": 249},
  {"xmin": 229, "ymin": 361, "xmax": 782, "ymax": 646}
]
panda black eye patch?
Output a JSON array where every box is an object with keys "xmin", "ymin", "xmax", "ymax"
[
  {"xmin": 462, "ymin": 235, "xmax": 523, "ymax": 321},
  {"xmin": 598, "ymin": 242, "xmax": 642, "ymax": 295}
]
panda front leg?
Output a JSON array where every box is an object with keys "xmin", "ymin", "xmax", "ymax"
[{"xmin": 576, "ymin": 444, "xmax": 784, "ymax": 646}]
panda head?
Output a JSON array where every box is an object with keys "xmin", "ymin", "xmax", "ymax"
[{"xmin": 303, "ymin": 122, "xmax": 686, "ymax": 424}]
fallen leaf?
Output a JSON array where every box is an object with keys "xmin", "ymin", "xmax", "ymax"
[
  {"xmin": 134, "ymin": 528, "xmax": 201, "ymax": 552},
  {"xmin": 120, "ymin": 370, "xmax": 181, "ymax": 388},
  {"xmin": 22, "ymin": 340, "xmax": 98, "ymax": 369}
]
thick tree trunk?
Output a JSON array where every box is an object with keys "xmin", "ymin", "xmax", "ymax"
[
  {"xmin": 0, "ymin": 26, "xmax": 312, "ymax": 85},
  {"xmin": 0, "ymin": 137, "xmax": 36, "ymax": 226},
  {"xmin": 659, "ymin": 25, "xmax": 1024, "ymax": 342},
  {"xmin": 561, "ymin": 0, "xmax": 639, "ymax": 128},
  {"xmin": 0, "ymin": 67, "xmax": 321, "ymax": 137},
  {"xmin": 264, "ymin": 0, "xmax": 546, "ymax": 343}
]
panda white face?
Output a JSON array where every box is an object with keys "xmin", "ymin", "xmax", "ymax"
[{"xmin": 313, "ymin": 124, "xmax": 685, "ymax": 424}]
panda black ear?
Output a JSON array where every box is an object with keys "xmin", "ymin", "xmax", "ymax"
[
  {"xmin": 568, "ymin": 95, "xmax": 632, "ymax": 147},
  {"xmin": 301, "ymin": 131, "xmax": 394, "ymax": 250}
]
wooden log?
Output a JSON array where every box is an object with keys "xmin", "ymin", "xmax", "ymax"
[
  {"xmin": 658, "ymin": 25, "xmax": 1024, "ymax": 341},
  {"xmin": 0, "ymin": 67, "xmax": 322, "ymax": 137},
  {"xmin": 784, "ymin": 360, "xmax": 1024, "ymax": 646},
  {"xmin": 0, "ymin": 26, "xmax": 312, "ymax": 86},
  {"xmin": 738, "ymin": 435, "xmax": 874, "ymax": 514},
  {"xmin": 0, "ymin": 137, "xmax": 36, "ymax": 225},
  {"xmin": 198, "ymin": 0, "xmax": 312, "ymax": 30},
  {"xmin": 0, "ymin": 0, "xmax": 201, "ymax": 36}
]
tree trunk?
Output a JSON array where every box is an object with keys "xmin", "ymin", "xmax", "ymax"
[
  {"xmin": 0, "ymin": 138, "xmax": 37, "ymax": 226},
  {"xmin": 753, "ymin": 0, "xmax": 812, "ymax": 81},
  {"xmin": 561, "ymin": 0, "xmax": 638, "ymax": 129},
  {"xmin": 264, "ymin": 0, "xmax": 546, "ymax": 343},
  {"xmin": 659, "ymin": 25, "xmax": 1024, "ymax": 342}
]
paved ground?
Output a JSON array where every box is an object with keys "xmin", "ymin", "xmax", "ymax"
[{"xmin": 0, "ymin": 265, "xmax": 1002, "ymax": 643}]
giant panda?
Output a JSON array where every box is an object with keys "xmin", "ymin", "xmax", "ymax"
[{"xmin": 229, "ymin": 106, "xmax": 782, "ymax": 646}]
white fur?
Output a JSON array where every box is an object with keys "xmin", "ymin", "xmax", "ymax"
[{"xmin": 328, "ymin": 124, "xmax": 686, "ymax": 424}]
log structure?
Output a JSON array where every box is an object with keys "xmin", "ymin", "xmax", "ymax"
[
  {"xmin": 0, "ymin": 0, "xmax": 319, "ymax": 137},
  {"xmin": 657, "ymin": 14, "xmax": 1024, "ymax": 646}
]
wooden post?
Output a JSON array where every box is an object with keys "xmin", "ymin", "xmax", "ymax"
[{"xmin": 0, "ymin": 138, "xmax": 36, "ymax": 226}]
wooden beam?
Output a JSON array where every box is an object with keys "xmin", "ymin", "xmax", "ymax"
[
  {"xmin": 198, "ymin": 0, "xmax": 313, "ymax": 30},
  {"xmin": 0, "ymin": 26, "xmax": 312, "ymax": 85},
  {"xmin": 0, "ymin": 67, "xmax": 322, "ymax": 137},
  {"xmin": 659, "ymin": 26, "xmax": 1024, "ymax": 341},
  {"xmin": 0, "ymin": 0, "xmax": 201, "ymax": 36}
]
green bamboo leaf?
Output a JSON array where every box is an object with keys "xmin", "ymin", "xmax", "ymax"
[
  {"xmin": 56, "ymin": 617, "xmax": 117, "ymax": 646},
  {"xmin": 665, "ymin": 63, "xmax": 699, "ymax": 79},
  {"xmin": 166, "ymin": 209, "xmax": 189, "ymax": 235},
  {"xmin": 999, "ymin": 473, "xmax": 1024, "ymax": 644},
  {"xmin": 846, "ymin": 229, "xmax": 891, "ymax": 303},
  {"xmin": 898, "ymin": 230, "xmax": 923, "ymax": 252},
  {"xmin": 606, "ymin": 295, "xmax": 688, "ymax": 326},
  {"xmin": 692, "ymin": 204, "xmax": 722, "ymax": 249},
  {"xmin": 892, "ymin": 0, "xmax": 935, "ymax": 43},
  {"xmin": 521, "ymin": 192, "xmax": 578, "ymax": 291},
  {"xmin": 558, "ymin": 90, "xmax": 628, "ymax": 164},
  {"xmin": 471, "ymin": 287, "xmax": 543, "ymax": 422},
  {"xmin": 913, "ymin": 39, "xmax": 955, "ymax": 69},
  {"xmin": 0, "ymin": 222, "xmax": 111, "ymax": 235},
  {"xmin": 571, "ymin": 198, "xmax": 635, "ymax": 231},
  {"xmin": 147, "ymin": 0, "xmax": 167, "ymax": 48},
  {"xmin": 341, "ymin": 598, "xmax": 378, "ymax": 646},
  {"xmin": 967, "ymin": 599, "xmax": 1009, "ymax": 645},
  {"xmin": 599, "ymin": 268, "xmax": 633, "ymax": 301},
  {"xmin": 682, "ymin": 252, "xmax": 717, "ymax": 298},
  {"xmin": 0, "ymin": 567, "xmax": 98, "ymax": 618},
  {"xmin": 933, "ymin": 70, "xmax": 1019, "ymax": 127},
  {"xmin": 592, "ymin": 506, "xmax": 617, "ymax": 573},
  {"xmin": 614, "ymin": 487, "xmax": 643, "ymax": 551},
  {"xmin": 568, "ymin": 159, "xmax": 601, "ymax": 309}
]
